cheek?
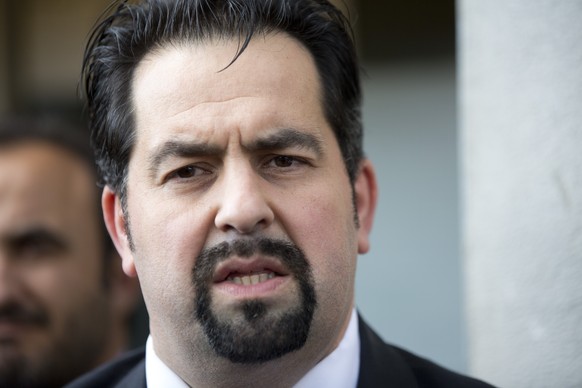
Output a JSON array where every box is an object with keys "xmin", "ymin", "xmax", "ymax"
[
  {"xmin": 24, "ymin": 268, "xmax": 68, "ymax": 314},
  {"xmin": 284, "ymin": 183, "xmax": 358, "ymax": 283},
  {"xmin": 30, "ymin": 261, "xmax": 101, "ymax": 320},
  {"xmin": 293, "ymin": 195, "xmax": 358, "ymax": 327},
  {"xmin": 130, "ymin": 196, "xmax": 207, "ymax": 259},
  {"xmin": 128, "ymin": 200, "xmax": 210, "ymax": 312}
]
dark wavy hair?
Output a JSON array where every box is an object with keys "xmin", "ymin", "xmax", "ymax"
[{"xmin": 82, "ymin": 0, "xmax": 363, "ymax": 198}]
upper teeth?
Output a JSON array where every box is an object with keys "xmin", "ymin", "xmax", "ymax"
[{"xmin": 228, "ymin": 272, "xmax": 275, "ymax": 285}]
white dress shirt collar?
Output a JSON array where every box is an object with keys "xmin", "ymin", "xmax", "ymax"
[
  {"xmin": 293, "ymin": 308, "xmax": 360, "ymax": 388},
  {"xmin": 145, "ymin": 336, "xmax": 189, "ymax": 388}
]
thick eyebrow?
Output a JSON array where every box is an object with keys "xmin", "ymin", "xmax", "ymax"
[
  {"xmin": 248, "ymin": 128, "xmax": 324, "ymax": 156},
  {"xmin": 148, "ymin": 141, "xmax": 224, "ymax": 175}
]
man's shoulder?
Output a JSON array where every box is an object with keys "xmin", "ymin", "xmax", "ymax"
[
  {"xmin": 65, "ymin": 347, "xmax": 146, "ymax": 388},
  {"xmin": 388, "ymin": 344, "xmax": 495, "ymax": 388},
  {"xmin": 357, "ymin": 315, "xmax": 495, "ymax": 388}
]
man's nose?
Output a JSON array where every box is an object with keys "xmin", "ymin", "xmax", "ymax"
[{"xmin": 214, "ymin": 164, "xmax": 275, "ymax": 234}]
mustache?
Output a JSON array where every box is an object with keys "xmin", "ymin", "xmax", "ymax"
[
  {"xmin": 193, "ymin": 238, "xmax": 311, "ymax": 282},
  {"xmin": 0, "ymin": 301, "xmax": 49, "ymax": 326}
]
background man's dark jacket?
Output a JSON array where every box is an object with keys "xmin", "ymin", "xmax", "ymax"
[{"xmin": 66, "ymin": 315, "xmax": 495, "ymax": 387}]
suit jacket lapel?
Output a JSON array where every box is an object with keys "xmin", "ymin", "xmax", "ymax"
[
  {"xmin": 114, "ymin": 359, "xmax": 146, "ymax": 388},
  {"xmin": 357, "ymin": 315, "xmax": 418, "ymax": 388}
]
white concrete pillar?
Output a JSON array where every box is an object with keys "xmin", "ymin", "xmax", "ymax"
[{"xmin": 458, "ymin": 1, "xmax": 582, "ymax": 387}]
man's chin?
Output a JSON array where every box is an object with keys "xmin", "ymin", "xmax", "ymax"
[{"xmin": 200, "ymin": 302, "xmax": 312, "ymax": 364}]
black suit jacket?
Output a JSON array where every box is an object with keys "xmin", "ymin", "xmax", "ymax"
[{"xmin": 66, "ymin": 316, "xmax": 494, "ymax": 387}]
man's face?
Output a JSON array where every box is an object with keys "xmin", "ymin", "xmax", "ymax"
[
  {"xmin": 0, "ymin": 143, "xmax": 112, "ymax": 387},
  {"xmin": 108, "ymin": 33, "xmax": 375, "ymax": 367}
]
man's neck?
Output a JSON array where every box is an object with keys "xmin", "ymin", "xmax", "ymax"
[
  {"xmin": 147, "ymin": 308, "xmax": 356, "ymax": 387},
  {"xmin": 153, "ymin": 335, "xmax": 332, "ymax": 388}
]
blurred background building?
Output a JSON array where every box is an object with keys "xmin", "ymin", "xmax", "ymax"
[{"xmin": 1, "ymin": 1, "xmax": 580, "ymax": 387}]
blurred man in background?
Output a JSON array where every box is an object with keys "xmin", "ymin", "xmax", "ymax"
[{"xmin": 0, "ymin": 116, "xmax": 143, "ymax": 387}]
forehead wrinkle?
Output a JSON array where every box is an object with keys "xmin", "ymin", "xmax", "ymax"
[{"xmin": 166, "ymin": 96, "xmax": 257, "ymax": 121}]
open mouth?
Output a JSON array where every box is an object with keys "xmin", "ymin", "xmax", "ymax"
[
  {"xmin": 227, "ymin": 271, "xmax": 277, "ymax": 285},
  {"xmin": 213, "ymin": 258, "xmax": 289, "ymax": 287}
]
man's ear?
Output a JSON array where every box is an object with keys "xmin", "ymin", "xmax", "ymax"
[
  {"xmin": 102, "ymin": 186, "xmax": 137, "ymax": 277},
  {"xmin": 354, "ymin": 159, "xmax": 378, "ymax": 254}
]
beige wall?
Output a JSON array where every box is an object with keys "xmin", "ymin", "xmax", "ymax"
[{"xmin": 7, "ymin": 0, "xmax": 110, "ymax": 109}]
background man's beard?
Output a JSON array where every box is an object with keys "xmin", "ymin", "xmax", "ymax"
[
  {"xmin": 0, "ymin": 351, "xmax": 66, "ymax": 388},
  {"xmin": 0, "ymin": 297, "xmax": 110, "ymax": 388},
  {"xmin": 0, "ymin": 341, "xmax": 102, "ymax": 388},
  {"xmin": 193, "ymin": 238, "xmax": 317, "ymax": 364}
]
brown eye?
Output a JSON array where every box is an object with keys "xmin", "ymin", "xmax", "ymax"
[
  {"xmin": 273, "ymin": 156, "xmax": 294, "ymax": 167},
  {"xmin": 165, "ymin": 163, "xmax": 214, "ymax": 184},
  {"xmin": 176, "ymin": 166, "xmax": 197, "ymax": 178}
]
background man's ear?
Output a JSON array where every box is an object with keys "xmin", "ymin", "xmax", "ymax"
[
  {"xmin": 354, "ymin": 159, "xmax": 378, "ymax": 254},
  {"xmin": 102, "ymin": 186, "xmax": 137, "ymax": 277}
]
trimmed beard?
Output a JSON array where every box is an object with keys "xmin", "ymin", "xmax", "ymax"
[{"xmin": 192, "ymin": 238, "xmax": 317, "ymax": 364}]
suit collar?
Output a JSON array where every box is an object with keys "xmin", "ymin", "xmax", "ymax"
[
  {"xmin": 357, "ymin": 314, "xmax": 419, "ymax": 388},
  {"xmin": 113, "ymin": 358, "xmax": 146, "ymax": 388}
]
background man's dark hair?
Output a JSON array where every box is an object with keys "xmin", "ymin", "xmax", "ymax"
[{"xmin": 82, "ymin": 0, "xmax": 363, "ymax": 202}]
